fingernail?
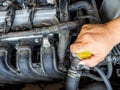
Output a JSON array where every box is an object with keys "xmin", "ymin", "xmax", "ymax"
[{"xmin": 79, "ymin": 62, "xmax": 85, "ymax": 65}]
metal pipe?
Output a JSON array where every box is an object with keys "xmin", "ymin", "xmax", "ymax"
[
  {"xmin": 0, "ymin": 42, "xmax": 38, "ymax": 83},
  {"xmin": 0, "ymin": 49, "xmax": 22, "ymax": 82},
  {"xmin": 16, "ymin": 45, "xmax": 52, "ymax": 81},
  {"xmin": 0, "ymin": 42, "xmax": 29, "ymax": 83},
  {"xmin": 41, "ymin": 46, "xmax": 65, "ymax": 79},
  {"xmin": 0, "ymin": 21, "xmax": 79, "ymax": 41},
  {"xmin": 58, "ymin": 0, "xmax": 70, "ymax": 70},
  {"xmin": 0, "ymin": 51, "xmax": 15, "ymax": 84}
]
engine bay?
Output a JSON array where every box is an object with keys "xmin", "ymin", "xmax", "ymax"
[{"xmin": 0, "ymin": 0, "xmax": 120, "ymax": 90}]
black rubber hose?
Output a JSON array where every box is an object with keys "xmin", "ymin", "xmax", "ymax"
[
  {"xmin": 82, "ymin": 72, "xmax": 104, "ymax": 81},
  {"xmin": 77, "ymin": 15, "xmax": 102, "ymax": 23},
  {"xmin": 69, "ymin": 1, "xmax": 99, "ymax": 23},
  {"xmin": 91, "ymin": 0, "xmax": 100, "ymax": 19},
  {"xmin": 65, "ymin": 69, "xmax": 81, "ymax": 90},
  {"xmin": 69, "ymin": 1, "xmax": 95, "ymax": 16},
  {"xmin": 82, "ymin": 57, "xmax": 113, "ymax": 81},
  {"xmin": 66, "ymin": 75, "xmax": 81, "ymax": 90},
  {"xmin": 106, "ymin": 56, "xmax": 113, "ymax": 79},
  {"xmin": 94, "ymin": 66, "xmax": 112, "ymax": 90}
]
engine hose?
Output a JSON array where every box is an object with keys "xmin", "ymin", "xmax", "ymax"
[
  {"xmin": 94, "ymin": 66, "xmax": 112, "ymax": 90},
  {"xmin": 66, "ymin": 75, "xmax": 81, "ymax": 90},
  {"xmin": 65, "ymin": 69, "xmax": 82, "ymax": 90},
  {"xmin": 69, "ymin": 1, "xmax": 100, "ymax": 23},
  {"xmin": 106, "ymin": 56, "xmax": 113, "ymax": 80},
  {"xmin": 69, "ymin": 1, "xmax": 95, "ymax": 16},
  {"xmin": 66, "ymin": 67, "xmax": 112, "ymax": 90},
  {"xmin": 66, "ymin": 57, "xmax": 83, "ymax": 90},
  {"xmin": 77, "ymin": 15, "xmax": 102, "ymax": 23},
  {"xmin": 82, "ymin": 57, "xmax": 113, "ymax": 81}
]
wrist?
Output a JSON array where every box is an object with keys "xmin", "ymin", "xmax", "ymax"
[{"xmin": 105, "ymin": 17, "xmax": 120, "ymax": 45}]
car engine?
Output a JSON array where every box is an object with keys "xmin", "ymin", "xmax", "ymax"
[{"xmin": 0, "ymin": 0, "xmax": 120, "ymax": 90}]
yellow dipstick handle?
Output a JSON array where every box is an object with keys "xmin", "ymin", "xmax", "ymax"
[{"xmin": 77, "ymin": 51, "xmax": 92, "ymax": 59}]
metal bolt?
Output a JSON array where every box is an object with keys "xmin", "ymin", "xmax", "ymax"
[{"xmin": 34, "ymin": 38, "xmax": 39, "ymax": 43}]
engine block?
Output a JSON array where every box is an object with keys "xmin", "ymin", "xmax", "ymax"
[{"xmin": 0, "ymin": 0, "xmax": 120, "ymax": 90}]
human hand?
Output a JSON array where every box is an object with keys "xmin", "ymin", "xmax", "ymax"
[{"xmin": 70, "ymin": 23, "xmax": 119, "ymax": 67}]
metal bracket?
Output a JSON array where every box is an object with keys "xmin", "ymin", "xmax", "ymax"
[{"xmin": 42, "ymin": 37, "xmax": 51, "ymax": 48}]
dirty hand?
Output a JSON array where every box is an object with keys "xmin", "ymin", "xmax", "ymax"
[{"xmin": 70, "ymin": 18, "xmax": 120, "ymax": 67}]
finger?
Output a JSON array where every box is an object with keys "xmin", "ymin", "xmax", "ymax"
[
  {"xmin": 79, "ymin": 55, "xmax": 102, "ymax": 67},
  {"xmin": 70, "ymin": 43, "xmax": 85, "ymax": 53},
  {"xmin": 70, "ymin": 42, "xmax": 92, "ymax": 54},
  {"xmin": 81, "ymin": 24, "xmax": 93, "ymax": 30}
]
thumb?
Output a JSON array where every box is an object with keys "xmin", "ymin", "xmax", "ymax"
[
  {"xmin": 70, "ymin": 43, "xmax": 90, "ymax": 54},
  {"xmin": 79, "ymin": 55, "xmax": 101, "ymax": 67}
]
